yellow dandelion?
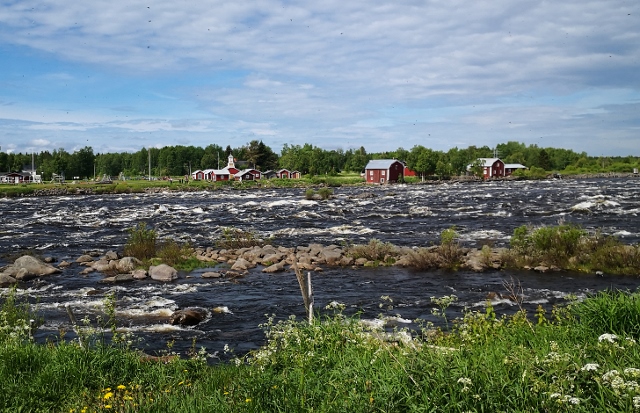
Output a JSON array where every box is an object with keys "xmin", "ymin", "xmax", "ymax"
[
  {"xmin": 178, "ymin": 381, "xmax": 184, "ymax": 386},
  {"xmin": 224, "ymin": 391, "xmax": 230, "ymax": 395},
  {"xmin": 105, "ymin": 405, "xmax": 112, "ymax": 409},
  {"xmin": 370, "ymin": 397, "xmax": 374, "ymax": 404},
  {"xmin": 104, "ymin": 388, "xmax": 112, "ymax": 392},
  {"xmin": 103, "ymin": 392, "xmax": 114, "ymax": 400},
  {"xmin": 117, "ymin": 384, "xmax": 126, "ymax": 390},
  {"xmin": 246, "ymin": 398, "xmax": 252, "ymax": 403}
]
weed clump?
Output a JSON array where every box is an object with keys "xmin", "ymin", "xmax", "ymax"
[
  {"xmin": 215, "ymin": 227, "xmax": 269, "ymax": 250},
  {"xmin": 123, "ymin": 222, "xmax": 156, "ymax": 261},
  {"xmin": 347, "ymin": 239, "xmax": 397, "ymax": 264},
  {"xmin": 303, "ymin": 187, "xmax": 333, "ymax": 200},
  {"xmin": 405, "ymin": 227, "xmax": 463, "ymax": 270}
]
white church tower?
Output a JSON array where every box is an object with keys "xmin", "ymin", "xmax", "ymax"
[{"xmin": 227, "ymin": 154, "xmax": 235, "ymax": 169}]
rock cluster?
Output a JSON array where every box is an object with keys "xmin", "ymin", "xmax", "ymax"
[
  {"xmin": 192, "ymin": 243, "xmax": 509, "ymax": 275},
  {"xmin": 3, "ymin": 241, "xmax": 582, "ymax": 289}
]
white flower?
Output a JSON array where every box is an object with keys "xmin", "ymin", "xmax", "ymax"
[
  {"xmin": 625, "ymin": 368, "xmax": 640, "ymax": 378},
  {"xmin": 603, "ymin": 370, "xmax": 620, "ymax": 382},
  {"xmin": 633, "ymin": 395, "xmax": 640, "ymax": 410},
  {"xmin": 457, "ymin": 377, "xmax": 472, "ymax": 386},
  {"xmin": 581, "ymin": 363, "xmax": 600, "ymax": 372},
  {"xmin": 599, "ymin": 333, "xmax": 619, "ymax": 343}
]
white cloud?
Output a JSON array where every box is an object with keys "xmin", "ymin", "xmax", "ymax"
[{"xmin": 0, "ymin": 0, "xmax": 638, "ymax": 155}]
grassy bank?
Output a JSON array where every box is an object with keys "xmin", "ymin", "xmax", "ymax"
[
  {"xmin": 4, "ymin": 287, "xmax": 640, "ymax": 411},
  {"xmin": 0, "ymin": 174, "xmax": 367, "ymax": 197}
]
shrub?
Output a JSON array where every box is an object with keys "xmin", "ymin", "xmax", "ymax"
[
  {"xmin": 437, "ymin": 226, "xmax": 463, "ymax": 269},
  {"xmin": 123, "ymin": 223, "xmax": 157, "ymax": 261},
  {"xmin": 304, "ymin": 189, "xmax": 315, "ymax": 200}
]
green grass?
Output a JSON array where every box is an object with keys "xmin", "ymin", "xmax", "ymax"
[{"xmin": 5, "ymin": 289, "xmax": 640, "ymax": 411}]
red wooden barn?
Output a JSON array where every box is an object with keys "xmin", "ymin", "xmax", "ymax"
[{"xmin": 364, "ymin": 160, "xmax": 405, "ymax": 184}]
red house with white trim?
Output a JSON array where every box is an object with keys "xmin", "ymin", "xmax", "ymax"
[{"xmin": 467, "ymin": 158, "xmax": 506, "ymax": 179}]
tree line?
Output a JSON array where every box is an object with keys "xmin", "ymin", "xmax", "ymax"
[{"xmin": 0, "ymin": 140, "xmax": 638, "ymax": 181}]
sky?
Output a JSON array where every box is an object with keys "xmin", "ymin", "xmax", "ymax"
[{"xmin": 0, "ymin": 0, "xmax": 639, "ymax": 157}]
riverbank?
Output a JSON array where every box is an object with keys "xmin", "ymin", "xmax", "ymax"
[{"xmin": 3, "ymin": 284, "xmax": 640, "ymax": 412}]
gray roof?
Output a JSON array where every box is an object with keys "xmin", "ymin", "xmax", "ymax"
[
  {"xmin": 504, "ymin": 163, "xmax": 527, "ymax": 169},
  {"xmin": 365, "ymin": 159, "xmax": 402, "ymax": 170}
]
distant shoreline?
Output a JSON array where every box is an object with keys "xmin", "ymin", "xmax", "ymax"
[{"xmin": 0, "ymin": 172, "xmax": 638, "ymax": 198}]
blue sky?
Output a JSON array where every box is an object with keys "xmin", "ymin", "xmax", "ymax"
[{"xmin": 1, "ymin": 0, "xmax": 639, "ymax": 156}]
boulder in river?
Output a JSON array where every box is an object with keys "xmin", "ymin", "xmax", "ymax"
[
  {"xmin": 116, "ymin": 257, "xmax": 142, "ymax": 273},
  {"xmin": 170, "ymin": 307, "xmax": 209, "ymax": 326},
  {"xmin": 76, "ymin": 255, "xmax": 94, "ymax": 263},
  {"xmin": 8, "ymin": 256, "xmax": 61, "ymax": 277},
  {"xmin": 149, "ymin": 264, "xmax": 178, "ymax": 282},
  {"xmin": 0, "ymin": 273, "xmax": 17, "ymax": 287}
]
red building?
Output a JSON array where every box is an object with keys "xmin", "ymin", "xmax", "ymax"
[
  {"xmin": 276, "ymin": 169, "xmax": 290, "ymax": 179},
  {"xmin": 364, "ymin": 160, "xmax": 405, "ymax": 184},
  {"xmin": 468, "ymin": 158, "xmax": 506, "ymax": 179}
]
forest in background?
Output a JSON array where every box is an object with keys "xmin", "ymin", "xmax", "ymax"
[{"xmin": 1, "ymin": 140, "xmax": 638, "ymax": 181}]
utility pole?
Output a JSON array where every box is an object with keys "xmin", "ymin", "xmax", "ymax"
[{"xmin": 148, "ymin": 148, "xmax": 151, "ymax": 181}]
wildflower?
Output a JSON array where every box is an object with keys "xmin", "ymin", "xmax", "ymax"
[
  {"xmin": 103, "ymin": 392, "xmax": 114, "ymax": 400},
  {"xmin": 104, "ymin": 405, "xmax": 112, "ymax": 409},
  {"xmin": 626, "ymin": 368, "xmax": 640, "ymax": 378},
  {"xmin": 457, "ymin": 377, "xmax": 472, "ymax": 392},
  {"xmin": 599, "ymin": 333, "xmax": 618, "ymax": 343},
  {"xmin": 603, "ymin": 370, "xmax": 620, "ymax": 382},
  {"xmin": 117, "ymin": 384, "xmax": 126, "ymax": 390},
  {"xmin": 457, "ymin": 377, "xmax": 472, "ymax": 386},
  {"xmin": 245, "ymin": 398, "xmax": 252, "ymax": 403},
  {"xmin": 581, "ymin": 363, "xmax": 600, "ymax": 372},
  {"xmin": 633, "ymin": 395, "xmax": 640, "ymax": 410}
]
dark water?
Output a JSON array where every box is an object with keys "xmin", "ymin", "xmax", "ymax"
[{"xmin": 1, "ymin": 178, "xmax": 639, "ymax": 359}]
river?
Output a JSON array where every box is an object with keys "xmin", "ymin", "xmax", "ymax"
[{"xmin": 1, "ymin": 177, "xmax": 639, "ymax": 359}]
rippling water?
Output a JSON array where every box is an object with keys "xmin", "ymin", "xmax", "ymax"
[{"xmin": 1, "ymin": 177, "xmax": 639, "ymax": 358}]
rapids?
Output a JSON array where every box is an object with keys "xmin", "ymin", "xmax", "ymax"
[{"xmin": 1, "ymin": 177, "xmax": 639, "ymax": 359}]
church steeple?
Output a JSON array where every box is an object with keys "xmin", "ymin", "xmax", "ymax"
[{"xmin": 227, "ymin": 154, "xmax": 235, "ymax": 168}]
